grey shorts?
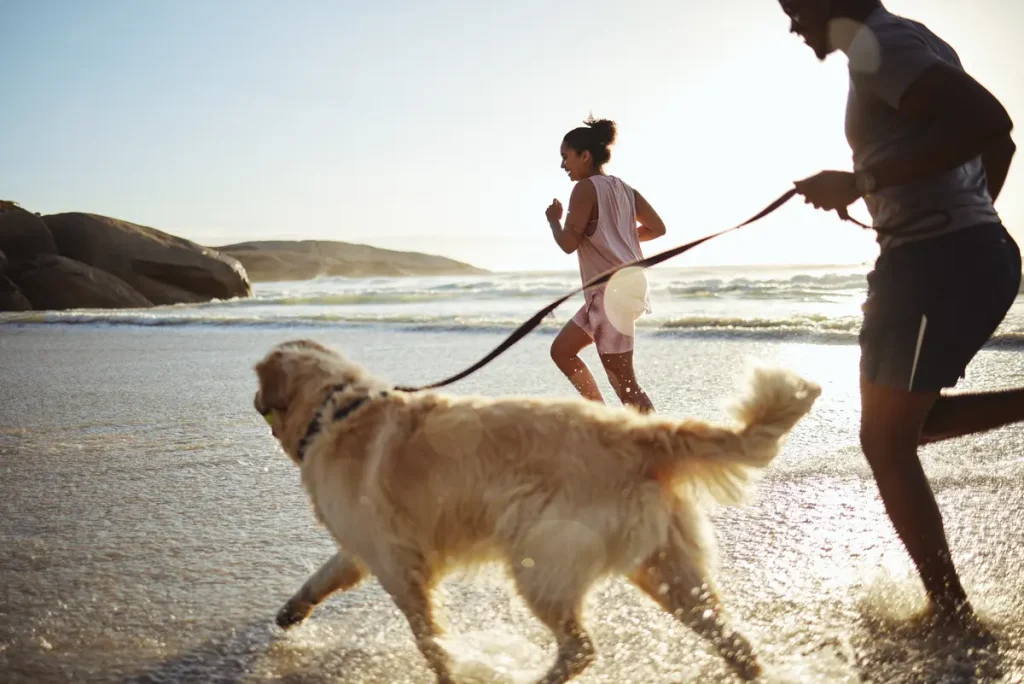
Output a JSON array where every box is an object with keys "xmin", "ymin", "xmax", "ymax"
[{"xmin": 859, "ymin": 223, "xmax": 1021, "ymax": 392}]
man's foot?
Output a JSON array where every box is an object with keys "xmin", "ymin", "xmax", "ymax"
[{"xmin": 925, "ymin": 595, "xmax": 982, "ymax": 632}]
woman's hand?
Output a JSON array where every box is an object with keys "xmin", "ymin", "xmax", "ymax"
[
  {"xmin": 634, "ymin": 189, "xmax": 666, "ymax": 242},
  {"xmin": 545, "ymin": 199, "xmax": 563, "ymax": 225}
]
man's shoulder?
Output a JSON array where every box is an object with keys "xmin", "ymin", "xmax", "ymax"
[
  {"xmin": 848, "ymin": 8, "xmax": 958, "ymax": 88},
  {"xmin": 864, "ymin": 8, "xmax": 952, "ymax": 56}
]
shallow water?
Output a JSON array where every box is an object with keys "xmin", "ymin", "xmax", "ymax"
[{"xmin": 1, "ymin": 325, "xmax": 1023, "ymax": 683}]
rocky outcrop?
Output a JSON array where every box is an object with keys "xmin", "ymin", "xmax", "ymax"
[
  {"xmin": 0, "ymin": 200, "xmax": 488, "ymax": 312},
  {"xmin": 0, "ymin": 278, "xmax": 31, "ymax": 311},
  {"xmin": 0, "ymin": 201, "xmax": 252, "ymax": 312},
  {"xmin": 13, "ymin": 254, "xmax": 154, "ymax": 310},
  {"xmin": 43, "ymin": 213, "xmax": 251, "ymax": 305},
  {"xmin": 0, "ymin": 249, "xmax": 32, "ymax": 311},
  {"xmin": 217, "ymin": 240, "xmax": 489, "ymax": 282},
  {"xmin": 0, "ymin": 203, "xmax": 57, "ymax": 264}
]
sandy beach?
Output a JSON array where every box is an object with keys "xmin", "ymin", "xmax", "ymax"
[{"xmin": 2, "ymin": 321, "xmax": 1023, "ymax": 683}]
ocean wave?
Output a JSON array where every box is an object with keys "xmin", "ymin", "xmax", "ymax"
[
  {"xmin": 233, "ymin": 272, "xmax": 871, "ymax": 307},
  {"xmin": 7, "ymin": 309, "xmax": 1024, "ymax": 347},
  {"xmin": 663, "ymin": 275, "xmax": 866, "ymax": 300},
  {"xmin": 238, "ymin": 290, "xmax": 580, "ymax": 306},
  {"xmin": 0, "ymin": 310, "xmax": 560, "ymax": 334},
  {"xmin": 659, "ymin": 314, "xmax": 860, "ymax": 333}
]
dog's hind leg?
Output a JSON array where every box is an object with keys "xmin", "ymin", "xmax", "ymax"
[
  {"xmin": 630, "ymin": 516, "xmax": 761, "ymax": 681},
  {"xmin": 377, "ymin": 566, "xmax": 454, "ymax": 684},
  {"xmin": 276, "ymin": 552, "xmax": 367, "ymax": 629},
  {"xmin": 511, "ymin": 566, "xmax": 596, "ymax": 684}
]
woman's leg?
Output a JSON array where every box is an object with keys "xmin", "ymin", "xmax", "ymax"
[
  {"xmin": 599, "ymin": 350, "xmax": 655, "ymax": 414},
  {"xmin": 550, "ymin": 320, "xmax": 604, "ymax": 402}
]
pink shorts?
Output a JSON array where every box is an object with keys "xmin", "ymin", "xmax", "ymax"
[{"xmin": 571, "ymin": 288, "xmax": 644, "ymax": 355}]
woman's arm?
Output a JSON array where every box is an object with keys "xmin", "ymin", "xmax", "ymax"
[
  {"xmin": 634, "ymin": 189, "xmax": 666, "ymax": 242},
  {"xmin": 546, "ymin": 180, "xmax": 597, "ymax": 254}
]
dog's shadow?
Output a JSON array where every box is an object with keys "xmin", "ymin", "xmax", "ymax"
[
  {"xmin": 120, "ymin": 617, "xmax": 386, "ymax": 684},
  {"xmin": 849, "ymin": 608, "xmax": 1004, "ymax": 684},
  {"xmin": 122, "ymin": 618, "xmax": 276, "ymax": 684}
]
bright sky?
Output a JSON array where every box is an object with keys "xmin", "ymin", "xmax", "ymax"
[{"xmin": 3, "ymin": 0, "xmax": 1022, "ymax": 272}]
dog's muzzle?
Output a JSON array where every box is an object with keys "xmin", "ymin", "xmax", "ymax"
[{"xmin": 254, "ymin": 392, "xmax": 274, "ymax": 427}]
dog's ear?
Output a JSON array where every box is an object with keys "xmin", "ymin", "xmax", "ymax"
[{"xmin": 255, "ymin": 350, "xmax": 294, "ymax": 413}]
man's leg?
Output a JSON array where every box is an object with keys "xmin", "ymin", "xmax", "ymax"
[
  {"xmin": 921, "ymin": 225, "xmax": 1024, "ymax": 443},
  {"xmin": 857, "ymin": 223, "xmax": 1021, "ymax": 617},
  {"xmin": 859, "ymin": 377, "xmax": 970, "ymax": 615},
  {"xmin": 921, "ymin": 387, "xmax": 1024, "ymax": 444}
]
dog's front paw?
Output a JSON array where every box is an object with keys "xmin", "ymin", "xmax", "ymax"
[{"xmin": 275, "ymin": 600, "xmax": 313, "ymax": 630}]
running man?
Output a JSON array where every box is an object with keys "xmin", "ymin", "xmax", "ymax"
[{"xmin": 779, "ymin": 0, "xmax": 1020, "ymax": 620}]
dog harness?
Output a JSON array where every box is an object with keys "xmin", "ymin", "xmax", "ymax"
[{"xmin": 295, "ymin": 383, "xmax": 382, "ymax": 462}]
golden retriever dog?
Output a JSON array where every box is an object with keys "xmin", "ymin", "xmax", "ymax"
[{"xmin": 253, "ymin": 339, "xmax": 820, "ymax": 683}]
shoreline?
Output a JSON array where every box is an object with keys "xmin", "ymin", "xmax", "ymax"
[{"xmin": 6, "ymin": 316, "xmax": 1024, "ymax": 353}]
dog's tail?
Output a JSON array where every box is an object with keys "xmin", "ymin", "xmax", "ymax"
[{"xmin": 650, "ymin": 365, "xmax": 821, "ymax": 505}]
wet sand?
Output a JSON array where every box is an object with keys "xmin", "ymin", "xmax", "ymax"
[{"xmin": 1, "ymin": 325, "xmax": 1022, "ymax": 683}]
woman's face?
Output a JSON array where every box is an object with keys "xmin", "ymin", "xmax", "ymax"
[{"xmin": 560, "ymin": 142, "xmax": 591, "ymax": 182}]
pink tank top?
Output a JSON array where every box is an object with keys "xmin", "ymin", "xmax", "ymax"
[{"xmin": 577, "ymin": 175, "xmax": 651, "ymax": 313}]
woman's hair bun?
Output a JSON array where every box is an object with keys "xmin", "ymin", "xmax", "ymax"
[{"xmin": 585, "ymin": 116, "xmax": 617, "ymax": 147}]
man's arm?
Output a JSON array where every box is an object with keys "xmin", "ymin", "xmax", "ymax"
[
  {"xmin": 634, "ymin": 189, "xmax": 666, "ymax": 242},
  {"xmin": 863, "ymin": 61, "xmax": 1014, "ymax": 192},
  {"xmin": 548, "ymin": 180, "xmax": 596, "ymax": 254},
  {"xmin": 981, "ymin": 134, "xmax": 1016, "ymax": 203}
]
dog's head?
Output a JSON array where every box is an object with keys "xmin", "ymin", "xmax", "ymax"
[{"xmin": 253, "ymin": 339, "xmax": 377, "ymax": 463}]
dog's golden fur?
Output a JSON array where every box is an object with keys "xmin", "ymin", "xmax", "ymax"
[{"xmin": 253, "ymin": 338, "xmax": 821, "ymax": 683}]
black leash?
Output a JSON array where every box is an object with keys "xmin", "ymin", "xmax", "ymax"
[{"xmin": 395, "ymin": 190, "xmax": 870, "ymax": 392}]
